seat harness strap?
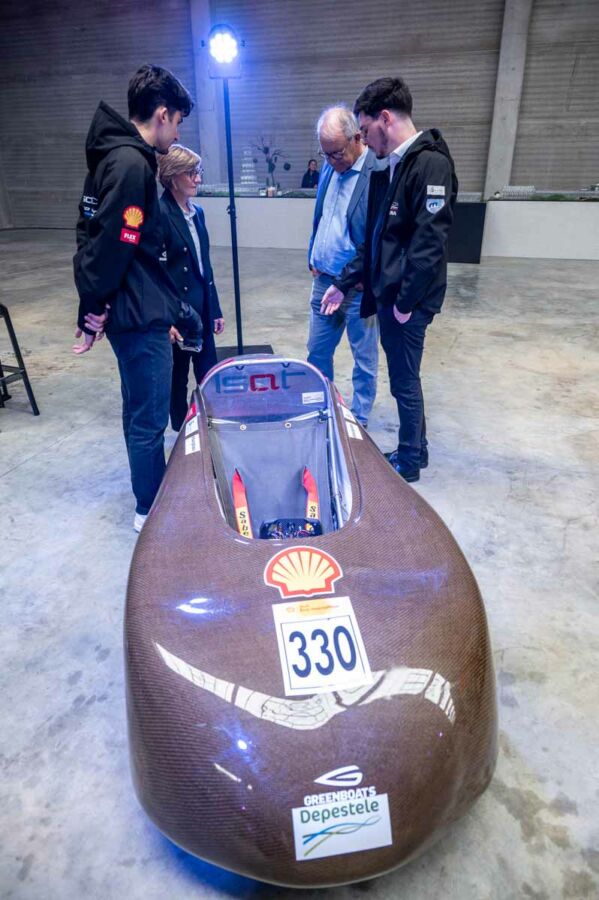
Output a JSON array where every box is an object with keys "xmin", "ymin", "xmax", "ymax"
[
  {"xmin": 232, "ymin": 469, "xmax": 254, "ymax": 538},
  {"xmin": 302, "ymin": 466, "xmax": 320, "ymax": 521}
]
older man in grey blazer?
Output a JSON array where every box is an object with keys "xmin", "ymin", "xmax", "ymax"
[{"xmin": 307, "ymin": 106, "xmax": 384, "ymax": 427}]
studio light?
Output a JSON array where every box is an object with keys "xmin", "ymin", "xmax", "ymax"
[
  {"xmin": 203, "ymin": 24, "xmax": 272, "ymax": 357},
  {"xmin": 207, "ymin": 24, "xmax": 241, "ymax": 78},
  {"xmin": 209, "ymin": 27, "xmax": 238, "ymax": 65}
]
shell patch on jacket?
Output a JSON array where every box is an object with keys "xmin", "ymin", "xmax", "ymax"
[
  {"xmin": 122, "ymin": 205, "xmax": 144, "ymax": 229},
  {"xmin": 427, "ymin": 185, "xmax": 445, "ymax": 196}
]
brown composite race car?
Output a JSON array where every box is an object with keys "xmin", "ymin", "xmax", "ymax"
[{"xmin": 125, "ymin": 355, "xmax": 497, "ymax": 888}]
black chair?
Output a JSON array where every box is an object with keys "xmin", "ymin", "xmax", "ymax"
[{"xmin": 0, "ymin": 304, "xmax": 40, "ymax": 416}]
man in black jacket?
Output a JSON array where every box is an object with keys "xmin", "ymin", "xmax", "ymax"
[
  {"xmin": 73, "ymin": 65, "xmax": 193, "ymax": 531},
  {"xmin": 321, "ymin": 77, "xmax": 458, "ymax": 482}
]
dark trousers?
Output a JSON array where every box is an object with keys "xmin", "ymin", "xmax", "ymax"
[
  {"xmin": 378, "ymin": 305, "xmax": 434, "ymax": 468},
  {"xmin": 108, "ymin": 329, "xmax": 172, "ymax": 515},
  {"xmin": 170, "ymin": 326, "xmax": 217, "ymax": 431}
]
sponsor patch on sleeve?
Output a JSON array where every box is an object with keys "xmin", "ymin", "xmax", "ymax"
[
  {"xmin": 120, "ymin": 228, "xmax": 140, "ymax": 245},
  {"xmin": 122, "ymin": 205, "xmax": 144, "ymax": 229},
  {"xmin": 426, "ymin": 198, "xmax": 445, "ymax": 214},
  {"xmin": 427, "ymin": 185, "xmax": 445, "ymax": 196},
  {"xmin": 82, "ymin": 195, "xmax": 98, "ymax": 219}
]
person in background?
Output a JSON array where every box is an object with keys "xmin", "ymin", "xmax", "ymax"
[
  {"xmin": 73, "ymin": 64, "xmax": 193, "ymax": 533},
  {"xmin": 321, "ymin": 77, "xmax": 458, "ymax": 482},
  {"xmin": 307, "ymin": 106, "xmax": 383, "ymax": 427},
  {"xmin": 158, "ymin": 144, "xmax": 224, "ymax": 432},
  {"xmin": 301, "ymin": 158, "xmax": 320, "ymax": 189}
]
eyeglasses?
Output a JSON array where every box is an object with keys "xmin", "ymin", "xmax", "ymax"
[
  {"xmin": 318, "ymin": 146, "xmax": 347, "ymax": 161},
  {"xmin": 318, "ymin": 134, "xmax": 361, "ymax": 161},
  {"xmin": 184, "ymin": 166, "xmax": 204, "ymax": 178}
]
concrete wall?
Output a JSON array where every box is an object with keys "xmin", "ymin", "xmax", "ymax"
[
  {"xmin": 198, "ymin": 196, "xmax": 599, "ymax": 261},
  {"xmin": 511, "ymin": 0, "xmax": 599, "ymax": 190},
  {"xmin": 0, "ymin": 0, "xmax": 597, "ymax": 227},
  {"xmin": 211, "ymin": 0, "xmax": 504, "ymax": 193},
  {"xmin": 0, "ymin": 0, "xmax": 201, "ymax": 228}
]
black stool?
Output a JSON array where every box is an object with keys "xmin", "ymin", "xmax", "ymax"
[{"xmin": 0, "ymin": 304, "xmax": 40, "ymax": 416}]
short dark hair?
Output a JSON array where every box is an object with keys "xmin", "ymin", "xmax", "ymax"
[
  {"xmin": 128, "ymin": 64, "xmax": 193, "ymax": 121},
  {"xmin": 353, "ymin": 77, "xmax": 413, "ymax": 119},
  {"xmin": 308, "ymin": 158, "xmax": 317, "ymax": 165}
]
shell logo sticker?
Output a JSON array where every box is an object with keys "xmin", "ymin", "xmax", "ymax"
[
  {"xmin": 122, "ymin": 205, "xmax": 144, "ymax": 229},
  {"xmin": 264, "ymin": 546, "xmax": 342, "ymax": 598}
]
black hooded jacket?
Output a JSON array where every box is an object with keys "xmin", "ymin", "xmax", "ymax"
[
  {"xmin": 334, "ymin": 128, "xmax": 458, "ymax": 316},
  {"xmin": 73, "ymin": 102, "xmax": 180, "ymax": 334}
]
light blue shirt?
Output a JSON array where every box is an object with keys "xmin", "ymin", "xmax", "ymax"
[{"xmin": 310, "ymin": 148, "xmax": 368, "ymax": 276}]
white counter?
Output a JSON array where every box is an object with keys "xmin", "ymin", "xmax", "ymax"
[
  {"xmin": 197, "ymin": 197, "xmax": 314, "ymax": 252},
  {"xmin": 481, "ymin": 201, "xmax": 599, "ymax": 260},
  {"xmin": 196, "ymin": 197, "xmax": 599, "ymax": 261}
]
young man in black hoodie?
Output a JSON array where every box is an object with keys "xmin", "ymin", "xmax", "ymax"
[
  {"xmin": 73, "ymin": 65, "xmax": 193, "ymax": 531},
  {"xmin": 321, "ymin": 77, "xmax": 458, "ymax": 483}
]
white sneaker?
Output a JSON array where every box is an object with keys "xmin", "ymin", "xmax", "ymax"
[{"xmin": 133, "ymin": 512, "xmax": 147, "ymax": 533}]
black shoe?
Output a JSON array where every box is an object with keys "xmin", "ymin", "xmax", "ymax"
[
  {"xmin": 385, "ymin": 448, "xmax": 428, "ymax": 469},
  {"xmin": 384, "ymin": 450, "xmax": 420, "ymax": 482}
]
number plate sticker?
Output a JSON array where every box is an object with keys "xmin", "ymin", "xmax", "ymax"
[
  {"xmin": 272, "ymin": 596, "xmax": 372, "ymax": 696},
  {"xmin": 185, "ymin": 415, "xmax": 199, "ymax": 437}
]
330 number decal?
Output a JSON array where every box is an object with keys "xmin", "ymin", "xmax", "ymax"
[
  {"xmin": 272, "ymin": 596, "xmax": 372, "ymax": 695},
  {"xmin": 288, "ymin": 625, "xmax": 357, "ymax": 678}
]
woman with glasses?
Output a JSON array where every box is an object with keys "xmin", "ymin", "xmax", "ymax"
[{"xmin": 158, "ymin": 144, "xmax": 225, "ymax": 431}]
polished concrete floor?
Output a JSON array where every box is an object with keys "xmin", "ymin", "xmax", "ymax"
[{"xmin": 1, "ymin": 230, "xmax": 598, "ymax": 899}]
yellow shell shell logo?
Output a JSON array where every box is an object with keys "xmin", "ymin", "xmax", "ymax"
[
  {"xmin": 123, "ymin": 206, "xmax": 144, "ymax": 229},
  {"xmin": 264, "ymin": 547, "xmax": 342, "ymax": 598}
]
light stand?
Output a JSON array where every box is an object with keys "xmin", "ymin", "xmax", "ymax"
[
  {"xmin": 206, "ymin": 25, "xmax": 272, "ymax": 359},
  {"xmin": 221, "ymin": 76, "xmax": 243, "ymax": 354}
]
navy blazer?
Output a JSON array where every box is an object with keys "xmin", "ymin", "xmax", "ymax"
[
  {"xmin": 307, "ymin": 148, "xmax": 385, "ymax": 268},
  {"xmin": 160, "ymin": 189, "xmax": 222, "ymax": 325}
]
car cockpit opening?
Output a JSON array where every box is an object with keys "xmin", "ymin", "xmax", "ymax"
[{"xmin": 200, "ymin": 357, "xmax": 353, "ymax": 538}]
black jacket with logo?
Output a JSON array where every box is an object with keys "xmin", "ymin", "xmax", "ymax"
[
  {"xmin": 73, "ymin": 102, "xmax": 181, "ymax": 334},
  {"xmin": 159, "ymin": 189, "xmax": 222, "ymax": 328},
  {"xmin": 334, "ymin": 129, "xmax": 458, "ymax": 316}
]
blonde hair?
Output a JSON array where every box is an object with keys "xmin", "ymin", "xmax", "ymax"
[{"xmin": 158, "ymin": 143, "xmax": 201, "ymax": 188}]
